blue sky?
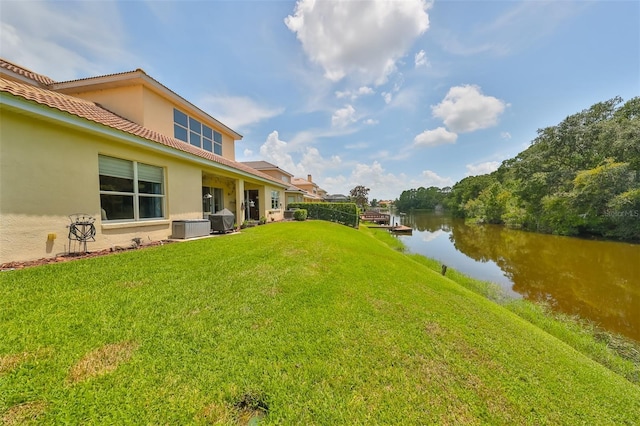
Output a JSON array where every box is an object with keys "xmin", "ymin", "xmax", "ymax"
[{"xmin": 1, "ymin": 0, "xmax": 638, "ymax": 200}]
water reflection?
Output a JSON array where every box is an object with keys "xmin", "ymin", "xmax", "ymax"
[{"xmin": 396, "ymin": 212, "xmax": 640, "ymax": 341}]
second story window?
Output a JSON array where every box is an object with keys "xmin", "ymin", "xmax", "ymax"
[{"xmin": 174, "ymin": 109, "xmax": 222, "ymax": 155}]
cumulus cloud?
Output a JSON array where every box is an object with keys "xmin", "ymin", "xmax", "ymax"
[
  {"xmin": 200, "ymin": 95, "xmax": 284, "ymax": 131},
  {"xmin": 501, "ymin": 131, "xmax": 512, "ymax": 139},
  {"xmin": 285, "ymin": 0, "xmax": 430, "ymax": 85},
  {"xmin": 414, "ymin": 49, "xmax": 429, "ymax": 67},
  {"xmin": 422, "ymin": 170, "xmax": 454, "ymax": 187},
  {"xmin": 322, "ymin": 161, "xmax": 411, "ymax": 199},
  {"xmin": 413, "ymin": 127, "xmax": 458, "ymax": 147},
  {"xmin": 382, "ymin": 92, "xmax": 393, "ymax": 104},
  {"xmin": 466, "ymin": 161, "xmax": 500, "ymax": 176},
  {"xmin": 259, "ymin": 131, "xmax": 341, "ymax": 178},
  {"xmin": 331, "ymin": 105, "xmax": 357, "ymax": 128},
  {"xmin": 432, "ymin": 85, "xmax": 507, "ymax": 133},
  {"xmin": 364, "ymin": 119, "xmax": 379, "ymax": 125}
]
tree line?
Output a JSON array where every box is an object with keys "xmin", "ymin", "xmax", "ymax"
[{"xmin": 395, "ymin": 96, "xmax": 640, "ymax": 240}]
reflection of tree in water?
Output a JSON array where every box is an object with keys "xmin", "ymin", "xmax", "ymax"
[
  {"xmin": 450, "ymin": 221, "xmax": 640, "ymax": 341},
  {"xmin": 400, "ymin": 211, "xmax": 453, "ymax": 233}
]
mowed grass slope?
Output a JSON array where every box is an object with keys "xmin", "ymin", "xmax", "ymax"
[{"xmin": 1, "ymin": 221, "xmax": 638, "ymax": 424}]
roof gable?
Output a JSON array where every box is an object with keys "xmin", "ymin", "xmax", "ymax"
[{"xmin": 51, "ymin": 69, "xmax": 242, "ymax": 140}]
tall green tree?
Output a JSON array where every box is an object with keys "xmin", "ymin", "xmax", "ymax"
[
  {"xmin": 436, "ymin": 96, "xmax": 640, "ymax": 240},
  {"xmin": 349, "ymin": 185, "xmax": 370, "ymax": 209}
]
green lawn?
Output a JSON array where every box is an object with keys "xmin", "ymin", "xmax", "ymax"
[{"xmin": 1, "ymin": 221, "xmax": 639, "ymax": 424}]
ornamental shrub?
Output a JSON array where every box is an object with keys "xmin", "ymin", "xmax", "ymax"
[
  {"xmin": 293, "ymin": 209, "xmax": 308, "ymax": 221},
  {"xmin": 288, "ymin": 203, "xmax": 359, "ymax": 228}
]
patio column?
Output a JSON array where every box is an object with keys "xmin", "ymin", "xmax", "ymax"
[{"xmin": 236, "ymin": 178, "xmax": 245, "ymax": 224}]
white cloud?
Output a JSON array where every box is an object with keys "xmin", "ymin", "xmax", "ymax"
[
  {"xmin": 259, "ymin": 131, "xmax": 341, "ymax": 178},
  {"xmin": 335, "ymin": 86, "xmax": 375, "ymax": 100},
  {"xmin": 364, "ymin": 119, "xmax": 379, "ymax": 125},
  {"xmin": 432, "ymin": 85, "xmax": 507, "ymax": 133},
  {"xmin": 414, "ymin": 49, "xmax": 429, "ymax": 67},
  {"xmin": 501, "ymin": 131, "xmax": 512, "ymax": 139},
  {"xmin": 200, "ymin": 96, "xmax": 284, "ymax": 131},
  {"xmin": 285, "ymin": 0, "xmax": 430, "ymax": 85},
  {"xmin": 421, "ymin": 170, "xmax": 454, "ymax": 187},
  {"xmin": 466, "ymin": 161, "xmax": 500, "ymax": 176},
  {"xmin": 382, "ymin": 92, "xmax": 393, "ymax": 104},
  {"xmin": 413, "ymin": 127, "xmax": 458, "ymax": 147},
  {"xmin": 323, "ymin": 161, "xmax": 408, "ymax": 199},
  {"xmin": 243, "ymin": 148, "xmax": 254, "ymax": 157},
  {"xmin": 331, "ymin": 105, "xmax": 357, "ymax": 128},
  {"xmin": 0, "ymin": 1, "xmax": 132, "ymax": 81}
]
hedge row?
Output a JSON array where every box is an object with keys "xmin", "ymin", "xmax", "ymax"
[{"xmin": 288, "ymin": 203, "xmax": 359, "ymax": 228}]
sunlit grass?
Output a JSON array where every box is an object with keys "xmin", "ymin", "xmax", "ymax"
[
  {"xmin": 1, "ymin": 221, "xmax": 639, "ymax": 424},
  {"xmin": 366, "ymin": 225, "xmax": 640, "ymax": 385}
]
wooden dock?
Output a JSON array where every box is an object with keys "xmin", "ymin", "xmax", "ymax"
[
  {"xmin": 367, "ymin": 224, "xmax": 413, "ymax": 235},
  {"xmin": 390, "ymin": 225, "xmax": 412, "ymax": 234}
]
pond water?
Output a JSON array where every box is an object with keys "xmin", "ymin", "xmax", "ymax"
[{"xmin": 393, "ymin": 211, "xmax": 640, "ymax": 342}]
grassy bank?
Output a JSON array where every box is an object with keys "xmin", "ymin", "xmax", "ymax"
[
  {"xmin": 366, "ymin": 226, "xmax": 640, "ymax": 385},
  {"xmin": 1, "ymin": 221, "xmax": 639, "ymax": 424}
]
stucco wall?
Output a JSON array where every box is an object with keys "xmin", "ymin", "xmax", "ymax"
[
  {"xmin": 67, "ymin": 84, "xmax": 238, "ymax": 161},
  {"xmin": 69, "ymin": 85, "xmax": 145, "ymax": 126},
  {"xmin": 0, "ymin": 111, "xmax": 207, "ymax": 263},
  {"xmin": 142, "ymin": 87, "xmax": 173, "ymax": 137}
]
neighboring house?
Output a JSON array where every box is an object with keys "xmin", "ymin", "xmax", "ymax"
[
  {"xmin": 325, "ymin": 194, "xmax": 350, "ymax": 203},
  {"xmin": 0, "ymin": 58, "xmax": 288, "ymax": 263},
  {"xmin": 291, "ymin": 175, "xmax": 325, "ymax": 202},
  {"xmin": 241, "ymin": 161, "xmax": 306, "ymax": 209}
]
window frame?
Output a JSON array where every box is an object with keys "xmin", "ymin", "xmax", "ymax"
[
  {"xmin": 99, "ymin": 155, "xmax": 165, "ymax": 222},
  {"xmin": 174, "ymin": 108, "xmax": 223, "ymax": 156},
  {"xmin": 271, "ymin": 190, "xmax": 281, "ymax": 210}
]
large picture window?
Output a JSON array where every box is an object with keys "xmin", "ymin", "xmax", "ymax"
[
  {"xmin": 174, "ymin": 109, "xmax": 223, "ymax": 155},
  {"xmin": 99, "ymin": 155, "xmax": 165, "ymax": 221}
]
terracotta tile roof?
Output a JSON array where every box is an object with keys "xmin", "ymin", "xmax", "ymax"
[
  {"xmin": 242, "ymin": 160, "xmax": 279, "ymax": 170},
  {"xmin": 0, "ymin": 77, "xmax": 284, "ymax": 187},
  {"xmin": 0, "ymin": 58, "xmax": 56, "ymax": 86}
]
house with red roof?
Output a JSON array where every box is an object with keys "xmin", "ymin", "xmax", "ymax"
[{"xmin": 0, "ymin": 58, "xmax": 289, "ymax": 263}]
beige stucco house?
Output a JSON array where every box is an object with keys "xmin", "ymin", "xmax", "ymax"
[
  {"xmin": 241, "ymin": 161, "xmax": 308, "ymax": 208},
  {"xmin": 291, "ymin": 175, "xmax": 325, "ymax": 202},
  {"xmin": 0, "ymin": 58, "xmax": 288, "ymax": 263}
]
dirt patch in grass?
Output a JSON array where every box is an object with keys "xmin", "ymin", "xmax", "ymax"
[
  {"xmin": 197, "ymin": 393, "xmax": 268, "ymax": 426},
  {"xmin": 67, "ymin": 341, "xmax": 139, "ymax": 384},
  {"xmin": 0, "ymin": 352, "xmax": 29, "ymax": 374},
  {"xmin": 120, "ymin": 279, "xmax": 151, "ymax": 289},
  {"xmin": 197, "ymin": 402, "xmax": 236, "ymax": 424},
  {"xmin": 2, "ymin": 401, "xmax": 48, "ymax": 425},
  {"xmin": 0, "ymin": 348, "xmax": 54, "ymax": 375}
]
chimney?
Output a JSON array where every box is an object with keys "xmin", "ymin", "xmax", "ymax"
[{"xmin": 307, "ymin": 174, "xmax": 312, "ymax": 182}]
